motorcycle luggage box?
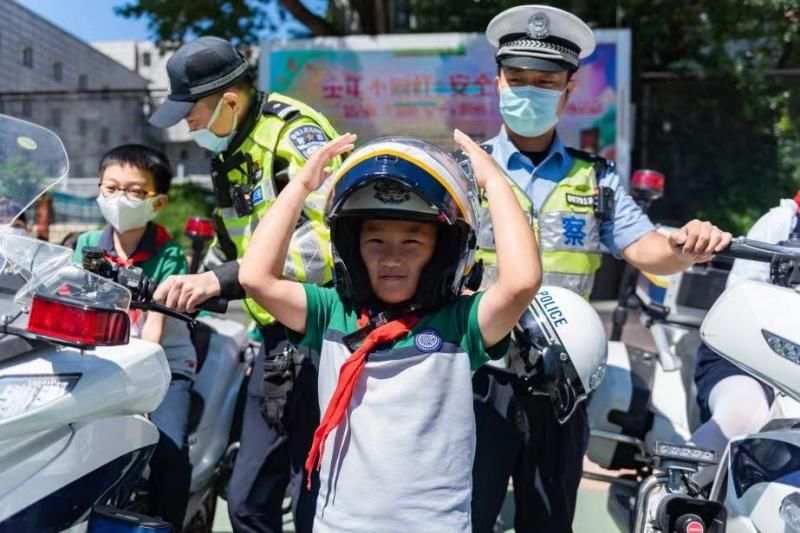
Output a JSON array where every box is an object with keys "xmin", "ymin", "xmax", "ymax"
[
  {"xmin": 636, "ymin": 265, "xmax": 729, "ymax": 328},
  {"xmin": 587, "ymin": 341, "xmax": 655, "ymax": 469}
]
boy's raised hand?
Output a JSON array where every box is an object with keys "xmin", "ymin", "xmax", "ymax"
[
  {"xmin": 453, "ymin": 128, "xmax": 502, "ymax": 189},
  {"xmin": 297, "ymin": 133, "xmax": 357, "ymax": 192}
]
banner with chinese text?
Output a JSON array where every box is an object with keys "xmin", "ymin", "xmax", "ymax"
[{"xmin": 261, "ymin": 31, "xmax": 631, "ymax": 179}]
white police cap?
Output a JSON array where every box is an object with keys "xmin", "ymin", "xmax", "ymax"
[{"xmin": 486, "ymin": 5, "xmax": 595, "ymax": 72}]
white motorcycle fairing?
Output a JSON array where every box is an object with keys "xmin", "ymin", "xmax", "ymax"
[
  {"xmin": 0, "ymin": 416, "xmax": 157, "ymax": 530},
  {"xmin": 0, "ymin": 340, "xmax": 170, "ymax": 529},
  {"xmin": 189, "ymin": 316, "xmax": 247, "ymax": 491},
  {"xmin": 702, "ymin": 281, "xmax": 800, "ymax": 403},
  {"xmin": 0, "ymin": 339, "xmax": 169, "ymax": 441},
  {"xmin": 587, "ymin": 340, "xmax": 691, "ymax": 469},
  {"xmin": 713, "ymin": 430, "xmax": 800, "ymax": 533}
]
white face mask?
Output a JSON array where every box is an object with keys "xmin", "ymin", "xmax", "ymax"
[{"xmin": 96, "ymin": 193, "xmax": 161, "ymax": 233}]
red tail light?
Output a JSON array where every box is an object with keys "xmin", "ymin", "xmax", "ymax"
[
  {"xmin": 27, "ymin": 295, "xmax": 130, "ymax": 346},
  {"xmin": 631, "ymin": 170, "xmax": 665, "ymax": 196},
  {"xmin": 184, "ymin": 217, "xmax": 216, "ymax": 240}
]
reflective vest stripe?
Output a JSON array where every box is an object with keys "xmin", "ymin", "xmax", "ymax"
[
  {"xmin": 216, "ymin": 92, "xmax": 340, "ymax": 326},
  {"xmin": 477, "ymin": 154, "xmax": 603, "ymax": 300}
]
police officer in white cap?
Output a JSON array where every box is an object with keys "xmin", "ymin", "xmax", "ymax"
[{"xmin": 471, "ymin": 5, "xmax": 733, "ymax": 531}]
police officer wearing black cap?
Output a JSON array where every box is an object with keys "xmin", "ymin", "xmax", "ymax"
[
  {"xmin": 471, "ymin": 5, "xmax": 732, "ymax": 532},
  {"xmin": 150, "ymin": 36, "xmax": 342, "ymax": 533}
]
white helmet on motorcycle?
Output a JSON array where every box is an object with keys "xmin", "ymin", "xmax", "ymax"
[{"xmin": 513, "ymin": 285, "xmax": 608, "ymax": 423}]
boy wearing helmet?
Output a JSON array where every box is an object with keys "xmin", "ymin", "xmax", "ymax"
[{"xmin": 239, "ymin": 129, "xmax": 541, "ymax": 532}]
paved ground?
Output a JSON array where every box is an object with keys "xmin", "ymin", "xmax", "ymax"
[{"xmin": 210, "ymin": 302, "xmax": 653, "ymax": 532}]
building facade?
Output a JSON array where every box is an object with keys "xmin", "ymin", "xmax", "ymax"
[
  {"xmin": 93, "ymin": 40, "xmax": 211, "ymax": 176},
  {"xmin": 0, "ymin": 0, "xmax": 154, "ymax": 178}
]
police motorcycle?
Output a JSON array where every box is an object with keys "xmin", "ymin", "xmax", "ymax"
[
  {"xmin": 78, "ymin": 237, "xmax": 252, "ymax": 533},
  {"xmin": 84, "ymin": 216, "xmax": 255, "ymax": 532},
  {"xmin": 582, "ymin": 170, "xmax": 732, "ymax": 530},
  {"xmin": 172, "ymin": 218, "xmax": 255, "ymax": 532},
  {"xmin": 90, "ymin": 215, "xmax": 256, "ymax": 532},
  {"xmin": 626, "ymin": 236, "xmax": 800, "ymax": 533},
  {"xmin": 0, "ymin": 114, "xmax": 175, "ymax": 531},
  {"xmin": 0, "ymin": 114, "xmax": 251, "ymax": 532}
]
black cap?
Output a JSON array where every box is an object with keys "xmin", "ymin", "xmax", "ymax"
[{"xmin": 149, "ymin": 36, "xmax": 250, "ymax": 128}]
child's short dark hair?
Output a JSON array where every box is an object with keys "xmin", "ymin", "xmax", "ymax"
[{"xmin": 99, "ymin": 144, "xmax": 173, "ymax": 194}]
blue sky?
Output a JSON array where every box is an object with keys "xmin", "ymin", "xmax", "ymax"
[
  {"xmin": 16, "ymin": 0, "xmax": 327, "ymax": 43},
  {"xmin": 18, "ymin": 0, "xmax": 152, "ymax": 42}
]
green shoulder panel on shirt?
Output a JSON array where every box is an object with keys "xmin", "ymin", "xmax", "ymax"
[
  {"xmin": 400, "ymin": 293, "xmax": 510, "ymax": 370},
  {"xmin": 293, "ymin": 287, "xmax": 509, "ymax": 371},
  {"xmin": 292, "ymin": 283, "xmax": 354, "ymax": 352},
  {"xmin": 72, "ymin": 230, "xmax": 103, "ymax": 264},
  {"xmin": 148, "ymin": 240, "xmax": 188, "ymax": 284}
]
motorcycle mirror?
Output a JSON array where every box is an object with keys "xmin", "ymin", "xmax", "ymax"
[
  {"xmin": 184, "ymin": 217, "xmax": 216, "ymax": 242},
  {"xmin": 631, "ymin": 169, "xmax": 665, "ymax": 202}
]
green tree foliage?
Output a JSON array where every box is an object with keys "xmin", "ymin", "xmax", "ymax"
[
  {"xmin": 119, "ymin": 0, "xmax": 800, "ymax": 233},
  {"xmin": 153, "ymin": 183, "xmax": 215, "ymax": 251}
]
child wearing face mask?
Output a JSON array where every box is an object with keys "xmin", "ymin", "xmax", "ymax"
[{"xmin": 72, "ymin": 144, "xmax": 194, "ymax": 529}]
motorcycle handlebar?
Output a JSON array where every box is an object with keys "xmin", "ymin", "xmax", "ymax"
[
  {"xmin": 719, "ymin": 237, "xmax": 800, "ymax": 261},
  {"xmin": 199, "ymin": 296, "xmax": 228, "ymax": 314}
]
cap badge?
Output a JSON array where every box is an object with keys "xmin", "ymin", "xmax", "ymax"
[
  {"xmin": 373, "ymin": 179, "xmax": 411, "ymax": 205},
  {"xmin": 527, "ymin": 12, "xmax": 550, "ymax": 40}
]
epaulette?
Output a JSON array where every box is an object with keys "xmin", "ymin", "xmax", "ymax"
[
  {"xmin": 261, "ymin": 99, "xmax": 301, "ymax": 122},
  {"xmin": 565, "ymin": 147, "xmax": 615, "ymax": 180}
]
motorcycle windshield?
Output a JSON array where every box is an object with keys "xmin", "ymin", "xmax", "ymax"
[
  {"xmin": 4, "ymin": 235, "xmax": 131, "ymax": 311},
  {"xmin": 0, "ymin": 114, "xmax": 68, "ymax": 227},
  {"xmin": 0, "ymin": 115, "xmax": 130, "ymax": 314}
]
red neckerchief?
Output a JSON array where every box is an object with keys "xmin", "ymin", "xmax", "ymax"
[
  {"xmin": 304, "ymin": 309, "xmax": 420, "ymax": 489},
  {"xmin": 104, "ymin": 224, "xmax": 173, "ymax": 324},
  {"xmin": 794, "ymin": 191, "xmax": 800, "ymax": 212},
  {"xmin": 104, "ymin": 224, "xmax": 172, "ymax": 267}
]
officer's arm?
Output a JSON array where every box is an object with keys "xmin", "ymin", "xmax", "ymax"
[
  {"xmin": 210, "ymin": 260, "xmax": 246, "ymax": 300},
  {"xmin": 596, "ymin": 173, "xmax": 730, "ymax": 275},
  {"xmin": 622, "ymin": 221, "xmax": 731, "ymax": 275},
  {"xmin": 274, "ymin": 118, "xmax": 344, "ymax": 285}
]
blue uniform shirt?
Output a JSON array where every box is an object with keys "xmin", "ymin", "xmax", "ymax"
[{"xmin": 484, "ymin": 128, "xmax": 655, "ymax": 257}]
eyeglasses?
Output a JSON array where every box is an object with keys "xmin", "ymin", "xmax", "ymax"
[{"xmin": 99, "ymin": 183, "xmax": 158, "ymax": 201}]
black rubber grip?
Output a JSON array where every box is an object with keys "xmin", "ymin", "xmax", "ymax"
[
  {"xmin": 199, "ymin": 297, "xmax": 229, "ymax": 313},
  {"xmin": 719, "ymin": 239, "xmax": 776, "ymax": 263}
]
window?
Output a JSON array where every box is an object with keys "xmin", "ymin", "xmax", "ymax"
[
  {"xmin": 78, "ymin": 118, "xmax": 88, "ymax": 136},
  {"xmin": 21, "ymin": 100, "xmax": 32, "ymax": 117},
  {"xmin": 21, "ymin": 46, "xmax": 33, "ymax": 68},
  {"xmin": 78, "ymin": 74, "xmax": 88, "ymax": 90},
  {"xmin": 51, "ymin": 108, "xmax": 62, "ymax": 129},
  {"xmin": 100, "ymin": 127, "xmax": 110, "ymax": 145},
  {"xmin": 142, "ymin": 52, "xmax": 151, "ymax": 67},
  {"xmin": 180, "ymin": 149, "xmax": 189, "ymax": 161},
  {"xmin": 52, "ymin": 62, "xmax": 63, "ymax": 81}
]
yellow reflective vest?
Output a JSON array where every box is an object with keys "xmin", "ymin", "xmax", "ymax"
[
  {"xmin": 476, "ymin": 151, "xmax": 604, "ymax": 299},
  {"xmin": 210, "ymin": 92, "xmax": 342, "ymax": 326}
]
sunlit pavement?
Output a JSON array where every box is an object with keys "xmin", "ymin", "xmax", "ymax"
[
  {"xmin": 211, "ymin": 473, "xmax": 621, "ymax": 533},
  {"xmin": 211, "ymin": 303, "xmax": 646, "ymax": 532}
]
